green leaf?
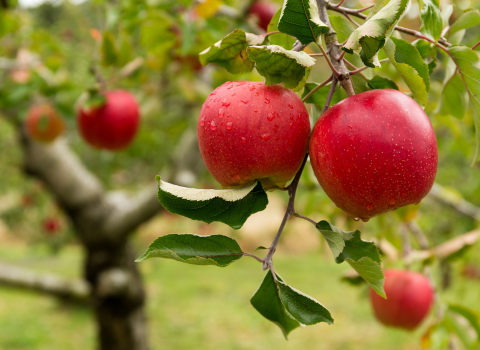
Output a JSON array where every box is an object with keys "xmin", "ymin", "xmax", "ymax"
[
  {"xmin": 450, "ymin": 8, "xmax": 480, "ymax": 34},
  {"xmin": 251, "ymin": 270, "xmax": 300, "ymax": 339},
  {"xmin": 438, "ymin": 74, "xmax": 467, "ymax": 119},
  {"xmin": 367, "ymin": 75, "xmax": 399, "ymax": 90},
  {"xmin": 83, "ymin": 90, "xmax": 107, "ymax": 111},
  {"xmin": 199, "ymin": 29, "xmax": 265, "ymax": 74},
  {"xmin": 247, "ymin": 45, "xmax": 315, "ymax": 89},
  {"xmin": 255, "ymin": 246, "xmax": 269, "ymax": 251},
  {"xmin": 277, "ymin": 277, "xmax": 334, "ymax": 326},
  {"xmin": 418, "ymin": 0, "xmax": 443, "ymax": 42},
  {"xmin": 329, "ymin": 15, "xmax": 357, "ymax": 43},
  {"xmin": 135, "ymin": 234, "xmax": 244, "ymax": 266},
  {"xmin": 342, "ymin": 0, "xmax": 409, "ymax": 67},
  {"xmin": 278, "ymin": 0, "xmax": 329, "ymax": 45},
  {"xmin": 101, "ymin": 31, "xmax": 118, "ymax": 67},
  {"xmin": 315, "ymin": 221, "xmax": 385, "ymax": 298},
  {"xmin": 267, "ymin": 9, "xmax": 296, "ymax": 49},
  {"xmin": 448, "ymin": 45, "xmax": 480, "ymax": 164},
  {"xmin": 414, "ymin": 40, "xmax": 438, "ymax": 75},
  {"xmin": 156, "ymin": 177, "xmax": 268, "ymax": 229},
  {"xmin": 384, "ymin": 37, "xmax": 430, "ymax": 105},
  {"xmin": 448, "ymin": 304, "xmax": 480, "ymax": 341}
]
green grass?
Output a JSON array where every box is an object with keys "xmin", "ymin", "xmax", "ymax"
[{"xmin": 3, "ymin": 242, "xmax": 478, "ymax": 350}]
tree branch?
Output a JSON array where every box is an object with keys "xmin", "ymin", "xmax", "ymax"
[
  {"xmin": 316, "ymin": 0, "xmax": 355, "ymax": 97},
  {"xmin": 427, "ymin": 183, "xmax": 480, "ymax": 220},
  {"xmin": 0, "ymin": 263, "xmax": 90, "ymax": 304}
]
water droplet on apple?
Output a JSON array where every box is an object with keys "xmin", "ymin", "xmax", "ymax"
[
  {"xmin": 264, "ymin": 98, "xmax": 270, "ymax": 104},
  {"xmin": 352, "ymin": 217, "xmax": 360, "ymax": 221},
  {"xmin": 241, "ymin": 99, "xmax": 249, "ymax": 104},
  {"xmin": 248, "ymin": 85, "xmax": 256, "ymax": 91},
  {"xmin": 288, "ymin": 103, "xmax": 294, "ymax": 109},
  {"xmin": 210, "ymin": 121, "xmax": 216, "ymax": 131},
  {"xmin": 200, "ymin": 117, "xmax": 205, "ymax": 126},
  {"xmin": 289, "ymin": 123, "xmax": 293, "ymax": 128},
  {"xmin": 254, "ymin": 108, "xmax": 258, "ymax": 113},
  {"xmin": 255, "ymin": 92, "xmax": 259, "ymax": 96},
  {"xmin": 241, "ymin": 137, "xmax": 246, "ymax": 144},
  {"xmin": 260, "ymin": 133, "xmax": 271, "ymax": 141},
  {"xmin": 267, "ymin": 112, "xmax": 276, "ymax": 121},
  {"xmin": 366, "ymin": 203, "xmax": 373, "ymax": 210},
  {"xmin": 389, "ymin": 197, "xmax": 396, "ymax": 205},
  {"xmin": 218, "ymin": 109, "xmax": 225, "ymax": 118},
  {"xmin": 226, "ymin": 122, "xmax": 233, "ymax": 130},
  {"xmin": 222, "ymin": 98, "xmax": 231, "ymax": 107}
]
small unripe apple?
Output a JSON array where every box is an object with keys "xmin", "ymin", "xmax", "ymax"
[
  {"xmin": 25, "ymin": 104, "xmax": 65, "ymax": 142},
  {"xmin": 77, "ymin": 90, "xmax": 140, "ymax": 151},
  {"xmin": 248, "ymin": 1, "xmax": 278, "ymax": 31},
  {"xmin": 197, "ymin": 81, "xmax": 310, "ymax": 189},
  {"xmin": 370, "ymin": 269, "xmax": 434, "ymax": 330},
  {"xmin": 309, "ymin": 89, "xmax": 438, "ymax": 222}
]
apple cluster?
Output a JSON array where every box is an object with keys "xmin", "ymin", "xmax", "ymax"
[{"xmin": 197, "ymin": 81, "xmax": 438, "ymax": 221}]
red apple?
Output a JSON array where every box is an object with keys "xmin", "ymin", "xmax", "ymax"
[
  {"xmin": 248, "ymin": 1, "xmax": 279, "ymax": 32},
  {"xmin": 370, "ymin": 269, "xmax": 434, "ymax": 330},
  {"xmin": 197, "ymin": 81, "xmax": 310, "ymax": 189},
  {"xmin": 25, "ymin": 104, "xmax": 65, "ymax": 142},
  {"xmin": 77, "ymin": 90, "xmax": 140, "ymax": 151},
  {"xmin": 43, "ymin": 217, "xmax": 61, "ymax": 236},
  {"xmin": 309, "ymin": 89, "xmax": 438, "ymax": 222}
]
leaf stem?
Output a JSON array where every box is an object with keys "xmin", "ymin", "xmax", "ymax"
[
  {"xmin": 472, "ymin": 40, "xmax": 480, "ymax": 51},
  {"xmin": 261, "ymin": 31, "xmax": 281, "ymax": 37},
  {"xmin": 355, "ymin": 4, "xmax": 374, "ymax": 12},
  {"xmin": 348, "ymin": 58, "xmax": 390, "ymax": 75},
  {"xmin": 293, "ymin": 213, "xmax": 317, "ymax": 225},
  {"xmin": 317, "ymin": 43, "xmax": 341, "ymax": 77},
  {"xmin": 242, "ymin": 252, "xmax": 265, "ymax": 263},
  {"xmin": 343, "ymin": 58, "xmax": 369, "ymax": 81},
  {"xmin": 261, "ymin": 154, "xmax": 309, "ymax": 270},
  {"xmin": 302, "ymin": 75, "xmax": 333, "ymax": 102},
  {"xmin": 322, "ymin": 75, "xmax": 338, "ymax": 114},
  {"xmin": 332, "ymin": 0, "xmax": 346, "ymax": 8}
]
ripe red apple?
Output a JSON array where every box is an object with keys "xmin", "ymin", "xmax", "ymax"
[
  {"xmin": 77, "ymin": 90, "xmax": 140, "ymax": 151},
  {"xmin": 370, "ymin": 269, "xmax": 434, "ymax": 330},
  {"xmin": 309, "ymin": 89, "xmax": 438, "ymax": 222},
  {"xmin": 248, "ymin": 1, "xmax": 279, "ymax": 31},
  {"xmin": 197, "ymin": 81, "xmax": 310, "ymax": 189},
  {"xmin": 25, "ymin": 104, "xmax": 65, "ymax": 142},
  {"xmin": 43, "ymin": 217, "xmax": 61, "ymax": 236}
]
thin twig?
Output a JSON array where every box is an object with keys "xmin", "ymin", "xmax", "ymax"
[
  {"xmin": 309, "ymin": 53, "xmax": 325, "ymax": 57},
  {"xmin": 328, "ymin": 4, "xmax": 451, "ymax": 47},
  {"xmin": 440, "ymin": 26, "xmax": 450, "ymax": 38},
  {"xmin": 293, "ymin": 213, "xmax": 317, "ymax": 225},
  {"xmin": 348, "ymin": 58, "xmax": 390, "ymax": 75},
  {"xmin": 261, "ymin": 31, "xmax": 281, "ymax": 37},
  {"xmin": 302, "ymin": 75, "xmax": 333, "ymax": 102},
  {"xmin": 261, "ymin": 155, "xmax": 309, "ymax": 270},
  {"xmin": 355, "ymin": 4, "xmax": 374, "ymax": 12},
  {"xmin": 242, "ymin": 252, "xmax": 264, "ymax": 263},
  {"xmin": 472, "ymin": 40, "xmax": 480, "ymax": 51},
  {"xmin": 317, "ymin": 43, "xmax": 341, "ymax": 77},
  {"xmin": 322, "ymin": 75, "xmax": 338, "ymax": 114},
  {"xmin": 333, "ymin": 0, "xmax": 346, "ymax": 8},
  {"xmin": 344, "ymin": 13, "xmax": 360, "ymax": 27},
  {"xmin": 343, "ymin": 59, "xmax": 370, "ymax": 81}
]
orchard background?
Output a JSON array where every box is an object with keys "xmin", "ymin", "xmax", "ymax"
[{"xmin": 0, "ymin": 0, "xmax": 480, "ymax": 349}]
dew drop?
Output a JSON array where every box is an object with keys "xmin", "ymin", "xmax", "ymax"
[
  {"xmin": 264, "ymin": 98, "xmax": 270, "ymax": 104},
  {"xmin": 267, "ymin": 111, "xmax": 276, "ymax": 121},
  {"xmin": 260, "ymin": 133, "xmax": 271, "ymax": 141},
  {"xmin": 241, "ymin": 137, "xmax": 246, "ymax": 144},
  {"xmin": 366, "ymin": 203, "xmax": 373, "ymax": 210},
  {"xmin": 211, "ymin": 91, "xmax": 217, "ymax": 95},
  {"xmin": 241, "ymin": 99, "xmax": 249, "ymax": 104},
  {"xmin": 210, "ymin": 121, "xmax": 216, "ymax": 131},
  {"xmin": 289, "ymin": 123, "xmax": 293, "ymax": 128},
  {"xmin": 200, "ymin": 117, "xmax": 205, "ymax": 126},
  {"xmin": 255, "ymin": 92, "xmax": 259, "ymax": 96},
  {"xmin": 352, "ymin": 217, "xmax": 360, "ymax": 221},
  {"xmin": 389, "ymin": 197, "xmax": 396, "ymax": 205},
  {"xmin": 222, "ymin": 98, "xmax": 231, "ymax": 107},
  {"xmin": 288, "ymin": 103, "xmax": 294, "ymax": 109},
  {"xmin": 218, "ymin": 109, "xmax": 225, "ymax": 118},
  {"xmin": 248, "ymin": 85, "xmax": 256, "ymax": 91},
  {"xmin": 254, "ymin": 108, "xmax": 258, "ymax": 113},
  {"xmin": 226, "ymin": 122, "xmax": 233, "ymax": 130}
]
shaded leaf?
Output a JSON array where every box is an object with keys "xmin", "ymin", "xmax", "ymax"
[
  {"xmin": 199, "ymin": 29, "xmax": 265, "ymax": 74},
  {"xmin": 330, "ymin": 15, "xmax": 357, "ymax": 43},
  {"xmin": 368, "ymin": 75, "xmax": 399, "ymax": 90},
  {"xmin": 251, "ymin": 270, "xmax": 300, "ymax": 339},
  {"xmin": 448, "ymin": 304, "xmax": 480, "ymax": 341},
  {"xmin": 278, "ymin": 0, "xmax": 329, "ymax": 45},
  {"xmin": 267, "ymin": 9, "xmax": 296, "ymax": 49},
  {"xmin": 438, "ymin": 74, "xmax": 467, "ymax": 119},
  {"xmin": 135, "ymin": 234, "xmax": 243, "ymax": 266},
  {"xmin": 448, "ymin": 45, "xmax": 480, "ymax": 164},
  {"xmin": 342, "ymin": 0, "xmax": 409, "ymax": 67},
  {"xmin": 247, "ymin": 45, "xmax": 315, "ymax": 88},
  {"xmin": 101, "ymin": 31, "xmax": 118, "ymax": 66},
  {"xmin": 301, "ymin": 82, "xmax": 344, "ymax": 107},
  {"xmin": 384, "ymin": 37, "xmax": 430, "ymax": 105},
  {"xmin": 157, "ymin": 177, "xmax": 268, "ymax": 229}
]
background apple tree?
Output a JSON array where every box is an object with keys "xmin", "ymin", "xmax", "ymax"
[{"xmin": 0, "ymin": 0, "xmax": 480, "ymax": 349}]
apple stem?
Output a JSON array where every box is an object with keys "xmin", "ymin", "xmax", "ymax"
[
  {"xmin": 321, "ymin": 75, "xmax": 338, "ymax": 114},
  {"xmin": 302, "ymin": 75, "xmax": 333, "ymax": 102},
  {"xmin": 261, "ymin": 154, "xmax": 309, "ymax": 271}
]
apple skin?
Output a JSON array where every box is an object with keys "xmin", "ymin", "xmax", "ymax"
[
  {"xmin": 309, "ymin": 89, "xmax": 438, "ymax": 222},
  {"xmin": 370, "ymin": 269, "xmax": 434, "ymax": 330},
  {"xmin": 77, "ymin": 90, "xmax": 139, "ymax": 151},
  {"xmin": 197, "ymin": 81, "xmax": 310, "ymax": 189},
  {"xmin": 248, "ymin": 1, "xmax": 278, "ymax": 31},
  {"xmin": 25, "ymin": 104, "xmax": 65, "ymax": 142}
]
